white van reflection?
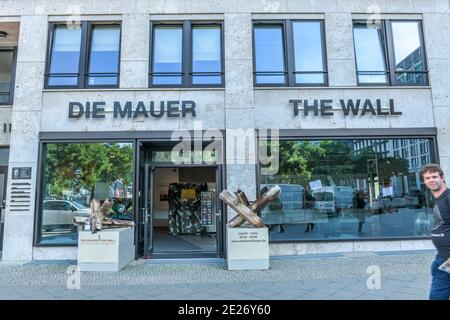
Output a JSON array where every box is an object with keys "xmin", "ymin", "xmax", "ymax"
[
  {"xmin": 42, "ymin": 200, "xmax": 90, "ymax": 231},
  {"xmin": 312, "ymin": 186, "xmax": 354, "ymax": 216}
]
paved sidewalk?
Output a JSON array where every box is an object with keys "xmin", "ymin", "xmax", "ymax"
[{"xmin": 0, "ymin": 250, "xmax": 435, "ymax": 300}]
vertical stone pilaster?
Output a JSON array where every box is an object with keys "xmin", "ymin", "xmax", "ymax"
[
  {"xmin": 2, "ymin": 15, "xmax": 47, "ymax": 261},
  {"xmin": 325, "ymin": 13, "xmax": 357, "ymax": 86},
  {"xmin": 120, "ymin": 14, "xmax": 149, "ymax": 88}
]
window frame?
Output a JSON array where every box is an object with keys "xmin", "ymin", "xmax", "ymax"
[
  {"xmin": 148, "ymin": 20, "xmax": 224, "ymax": 88},
  {"xmin": 0, "ymin": 47, "xmax": 17, "ymax": 106},
  {"xmin": 252, "ymin": 19, "xmax": 328, "ymax": 87},
  {"xmin": 255, "ymin": 128, "xmax": 439, "ymax": 244},
  {"xmin": 353, "ymin": 19, "xmax": 428, "ymax": 86},
  {"xmin": 44, "ymin": 21, "xmax": 122, "ymax": 89},
  {"xmin": 34, "ymin": 139, "xmax": 135, "ymax": 246},
  {"xmin": 84, "ymin": 22, "xmax": 122, "ymax": 89},
  {"xmin": 352, "ymin": 20, "xmax": 390, "ymax": 86}
]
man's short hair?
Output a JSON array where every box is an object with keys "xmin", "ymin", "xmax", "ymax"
[{"xmin": 420, "ymin": 164, "xmax": 444, "ymax": 179}]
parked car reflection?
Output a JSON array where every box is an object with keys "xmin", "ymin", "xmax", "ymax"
[{"xmin": 42, "ymin": 200, "xmax": 90, "ymax": 231}]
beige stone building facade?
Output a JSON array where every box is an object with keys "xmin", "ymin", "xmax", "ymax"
[{"xmin": 0, "ymin": 0, "xmax": 449, "ymax": 261}]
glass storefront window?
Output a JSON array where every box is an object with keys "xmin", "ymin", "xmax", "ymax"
[
  {"xmin": 259, "ymin": 138, "xmax": 435, "ymax": 241},
  {"xmin": 38, "ymin": 142, "xmax": 134, "ymax": 245}
]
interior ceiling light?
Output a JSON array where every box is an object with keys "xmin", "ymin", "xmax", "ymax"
[{"xmin": 0, "ymin": 31, "xmax": 7, "ymax": 38}]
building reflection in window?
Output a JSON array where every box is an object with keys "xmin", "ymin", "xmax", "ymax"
[{"xmin": 259, "ymin": 138, "xmax": 435, "ymax": 241}]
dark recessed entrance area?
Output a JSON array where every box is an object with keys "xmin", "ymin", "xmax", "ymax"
[{"xmin": 137, "ymin": 141, "xmax": 224, "ymax": 259}]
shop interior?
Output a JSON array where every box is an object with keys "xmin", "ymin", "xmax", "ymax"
[{"xmin": 151, "ymin": 166, "xmax": 217, "ymax": 254}]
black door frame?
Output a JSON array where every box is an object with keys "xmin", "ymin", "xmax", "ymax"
[
  {"xmin": 135, "ymin": 139, "xmax": 226, "ymax": 259},
  {"xmin": 0, "ymin": 165, "xmax": 7, "ymax": 254}
]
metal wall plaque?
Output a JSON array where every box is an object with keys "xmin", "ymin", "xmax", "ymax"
[
  {"xmin": 200, "ymin": 191, "xmax": 214, "ymax": 226},
  {"xmin": 12, "ymin": 167, "xmax": 32, "ymax": 180}
]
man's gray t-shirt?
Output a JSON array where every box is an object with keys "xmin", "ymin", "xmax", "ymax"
[{"xmin": 431, "ymin": 188, "xmax": 450, "ymax": 260}]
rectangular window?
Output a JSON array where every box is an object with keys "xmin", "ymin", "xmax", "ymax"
[
  {"xmin": 0, "ymin": 48, "xmax": 17, "ymax": 105},
  {"xmin": 353, "ymin": 20, "xmax": 428, "ymax": 86},
  {"xmin": 392, "ymin": 21, "xmax": 426, "ymax": 85},
  {"xmin": 152, "ymin": 26, "xmax": 183, "ymax": 85},
  {"xmin": 45, "ymin": 22, "xmax": 121, "ymax": 88},
  {"xmin": 87, "ymin": 25, "xmax": 121, "ymax": 86},
  {"xmin": 192, "ymin": 25, "xmax": 222, "ymax": 85},
  {"xmin": 254, "ymin": 24, "xmax": 286, "ymax": 85},
  {"xmin": 259, "ymin": 137, "xmax": 435, "ymax": 242},
  {"xmin": 353, "ymin": 21, "xmax": 388, "ymax": 84},
  {"xmin": 292, "ymin": 21, "xmax": 327, "ymax": 84},
  {"xmin": 150, "ymin": 21, "xmax": 223, "ymax": 87},
  {"xmin": 37, "ymin": 142, "xmax": 134, "ymax": 245},
  {"xmin": 253, "ymin": 20, "xmax": 327, "ymax": 87}
]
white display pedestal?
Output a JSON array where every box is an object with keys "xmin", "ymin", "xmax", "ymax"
[
  {"xmin": 226, "ymin": 226, "xmax": 269, "ymax": 270},
  {"xmin": 78, "ymin": 227, "xmax": 135, "ymax": 272}
]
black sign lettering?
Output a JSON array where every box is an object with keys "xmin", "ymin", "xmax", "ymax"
[
  {"xmin": 390, "ymin": 99, "xmax": 402, "ymax": 115},
  {"xmin": 167, "ymin": 101, "xmax": 180, "ymax": 118},
  {"xmin": 133, "ymin": 101, "xmax": 149, "ymax": 118},
  {"xmin": 304, "ymin": 100, "xmax": 319, "ymax": 116},
  {"xmin": 289, "ymin": 99, "xmax": 302, "ymax": 116},
  {"xmin": 92, "ymin": 102, "xmax": 106, "ymax": 119},
  {"xmin": 376, "ymin": 99, "xmax": 389, "ymax": 115},
  {"xmin": 68, "ymin": 102, "xmax": 84, "ymax": 118},
  {"xmin": 291, "ymin": 99, "xmax": 401, "ymax": 117},
  {"xmin": 182, "ymin": 100, "xmax": 196, "ymax": 117},
  {"xmin": 114, "ymin": 101, "xmax": 132, "ymax": 118},
  {"xmin": 340, "ymin": 99, "xmax": 361, "ymax": 115},
  {"xmin": 361, "ymin": 99, "xmax": 376, "ymax": 116},
  {"xmin": 150, "ymin": 101, "xmax": 164, "ymax": 118},
  {"xmin": 320, "ymin": 99, "xmax": 334, "ymax": 116}
]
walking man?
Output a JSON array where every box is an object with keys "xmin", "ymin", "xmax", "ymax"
[{"xmin": 420, "ymin": 164, "xmax": 450, "ymax": 300}]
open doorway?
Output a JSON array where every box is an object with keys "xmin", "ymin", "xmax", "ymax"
[
  {"xmin": 137, "ymin": 140, "xmax": 224, "ymax": 258},
  {"xmin": 151, "ymin": 167, "xmax": 217, "ymax": 253}
]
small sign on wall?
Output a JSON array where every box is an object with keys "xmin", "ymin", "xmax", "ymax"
[{"xmin": 12, "ymin": 167, "xmax": 32, "ymax": 180}]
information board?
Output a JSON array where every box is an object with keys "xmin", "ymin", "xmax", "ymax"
[{"xmin": 200, "ymin": 191, "xmax": 214, "ymax": 226}]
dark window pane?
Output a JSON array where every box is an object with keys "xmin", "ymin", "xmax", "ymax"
[
  {"xmin": 392, "ymin": 21, "xmax": 426, "ymax": 84},
  {"xmin": 0, "ymin": 51, "xmax": 13, "ymax": 102},
  {"xmin": 39, "ymin": 143, "xmax": 134, "ymax": 245},
  {"xmin": 353, "ymin": 22, "xmax": 388, "ymax": 84},
  {"xmin": 254, "ymin": 25, "xmax": 286, "ymax": 84},
  {"xmin": 192, "ymin": 26, "xmax": 222, "ymax": 85},
  {"xmin": 153, "ymin": 26, "xmax": 182, "ymax": 85},
  {"xmin": 0, "ymin": 148, "xmax": 8, "ymax": 166},
  {"xmin": 87, "ymin": 25, "xmax": 120, "ymax": 86},
  {"xmin": 48, "ymin": 25, "xmax": 82, "ymax": 86},
  {"xmin": 292, "ymin": 21, "xmax": 325, "ymax": 84},
  {"xmin": 259, "ymin": 138, "xmax": 434, "ymax": 241}
]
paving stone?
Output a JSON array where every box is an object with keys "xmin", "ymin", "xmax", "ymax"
[{"xmin": 0, "ymin": 252, "xmax": 436, "ymax": 300}]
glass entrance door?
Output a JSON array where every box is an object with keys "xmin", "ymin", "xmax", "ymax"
[{"xmin": 143, "ymin": 165, "xmax": 154, "ymax": 257}]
